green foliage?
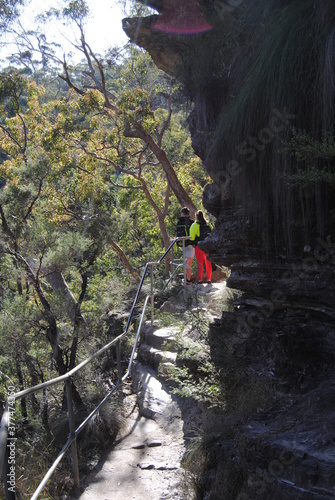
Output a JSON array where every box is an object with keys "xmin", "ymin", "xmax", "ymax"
[
  {"xmin": 284, "ymin": 130, "xmax": 335, "ymax": 162},
  {"xmin": 0, "ymin": 291, "xmax": 53, "ymax": 396},
  {"xmin": 0, "ymin": 71, "xmax": 28, "ymax": 117},
  {"xmin": 0, "ymin": 71, "xmax": 26, "ymax": 103},
  {"xmin": 117, "ymin": 88, "xmax": 155, "ymax": 127},
  {"xmin": 62, "ymin": 0, "xmax": 90, "ymax": 22},
  {"xmin": 165, "ymin": 360, "xmax": 225, "ymax": 409},
  {"xmin": 281, "ymin": 129, "xmax": 335, "ymax": 187},
  {"xmin": 157, "ymin": 315, "xmax": 226, "ymax": 409},
  {"xmin": 0, "ymin": 0, "xmax": 23, "ymax": 33}
]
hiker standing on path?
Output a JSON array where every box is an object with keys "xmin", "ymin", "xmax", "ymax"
[
  {"xmin": 176, "ymin": 207, "xmax": 194, "ymax": 284},
  {"xmin": 190, "ymin": 210, "xmax": 213, "ymax": 284}
]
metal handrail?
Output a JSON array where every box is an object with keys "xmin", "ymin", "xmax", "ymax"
[{"xmin": 0, "ymin": 237, "xmax": 188, "ymax": 499}]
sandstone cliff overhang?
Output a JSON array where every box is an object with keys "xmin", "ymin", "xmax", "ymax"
[{"xmin": 122, "ymin": 15, "xmax": 186, "ymax": 77}]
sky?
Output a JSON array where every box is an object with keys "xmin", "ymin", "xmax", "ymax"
[{"xmin": 1, "ymin": 0, "xmax": 129, "ymax": 64}]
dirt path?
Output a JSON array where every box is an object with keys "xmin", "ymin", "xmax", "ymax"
[
  {"xmin": 76, "ymin": 392, "xmax": 192, "ymax": 500},
  {"xmin": 79, "ymin": 396, "xmax": 192, "ymax": 500},
  {"xmin": 75, "ymin": 280, "xmax": 228, "ymax": 500}
]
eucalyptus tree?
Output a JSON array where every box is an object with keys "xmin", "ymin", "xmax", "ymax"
[
  {"xmin": 41, "ymin": 0, "xmax": 196, "ymax": 214},
  {"xmin": 0, "ymin": 0, "xmax": 24, "ymax": 36},
  {"xmin": 0, "ymin": 73, "xmax": 130, "ymax": 410},
  {"xmin": 33, "ymin": 47, "xmax": 205, "ymax": 259}
]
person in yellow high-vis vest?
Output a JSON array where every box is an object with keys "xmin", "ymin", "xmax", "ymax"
[{"xmin": 189, "ymin": 210, "xmax": 212, "ymax": 284}]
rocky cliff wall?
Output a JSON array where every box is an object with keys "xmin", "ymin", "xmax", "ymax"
[{"xmin": 123, "ymin": 1, "xmax": 335, "ymax": 498}]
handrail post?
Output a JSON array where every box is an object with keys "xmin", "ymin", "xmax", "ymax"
[
  {"xmin": 116, "ymin": 340, "xmax": 123, "ymax": 402},
  {"xmin": 116, "ymin": 340, "xmax": 122, "ymax": 385},
  {"xmin": 150, "ymin": 263, "xmax": 154, "ymax": 325},
  {"xmin": 170, "ymin": 243, "xmax": 174, "ymax": 279},
  {"xmin": 182, "ymin": 239, "xmax": 187, "ymax": 287},
  {"xmin": 65, "ymin": 379, "xmax": 80, "ymax": 489}
]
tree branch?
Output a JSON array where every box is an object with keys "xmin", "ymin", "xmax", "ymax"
[
  {"xmin": 78, "ymin": 24, "xmax": 117, "ymax": 111},
  {"xmin": 0, "ymin": 204, "xmax": 15, "ymax": 239},
  {"xmin": 110, "ymin": 239, "xmax": 140, "ymax": 283},
  {"xmin": 0, "ymin": 123, "xmax": 25, "ymax": 154},
  {"xmin": 163, "ymin": 182, "xmax": 171, "ymax": 218},
  {"xmin": 23, "ymin": 176, "xmax": 44, "ymax": 222},
  {"xmin": 128, "ymin": 120, "xmax": 197, "ymax": 212},
  {"xmin": 157, "ymin": 89, "xmax": 173, "ymax": 147},
  {"xmin": 58, "ymin": 61, "xmax": 85, "ymax": 95}
]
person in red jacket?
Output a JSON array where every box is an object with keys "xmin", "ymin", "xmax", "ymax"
[{"xmin": 189, "ymin": 210, "xmax": 212, "ymax": 284}]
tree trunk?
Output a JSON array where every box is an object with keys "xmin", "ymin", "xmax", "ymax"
[
  {"xmin": 69, "ymin": 272, "xmax": 88, "ymax": 371},
  {"xmin": 45, "ymin": 271, "xmax": 78, "ymax": 325},
  {"xmin": 16, "ymin": 254, "xmax": 68, "ymax": 375},
  {"xmin": 124, "ymin": 122, "xmax": 197, "ymax": 214},
  {"xmin": 110, "ymin": 240, "xmax": 141, "ymax": 283},
  {"xmin": 140, "ymin": 178, "xmax": 172, "ymax": 270}
]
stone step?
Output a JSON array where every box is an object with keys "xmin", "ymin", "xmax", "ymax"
[
  {"xmin": 138, "ymin": 343, "xmax": 177, "ymax": 370},
  {"xmin": 141, "ymin": 324, "xmax": 180, "ymax": 351},
  {"xmin": 132, "ymin": 362, "xmax": 181, "ymax": 421}
]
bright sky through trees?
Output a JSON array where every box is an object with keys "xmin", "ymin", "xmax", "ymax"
[{"xmin": 0, "ymin": 0, "xmax": 129, "ymax": 63}]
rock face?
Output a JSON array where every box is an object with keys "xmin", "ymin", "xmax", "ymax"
[{"xmin": 123, "ymin": 1, "xmax": 335, "ymax": 498}]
